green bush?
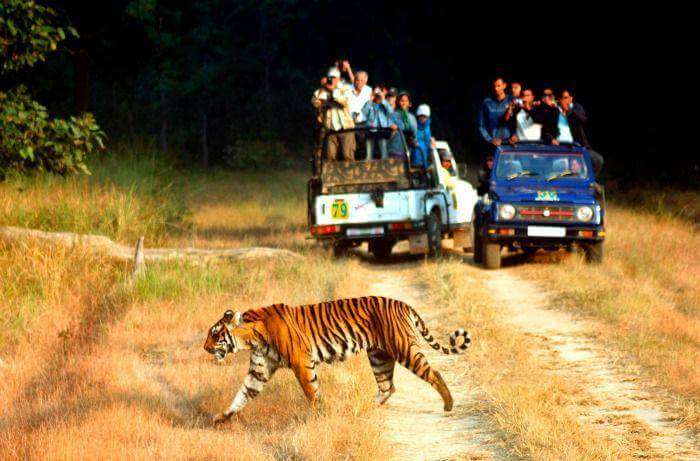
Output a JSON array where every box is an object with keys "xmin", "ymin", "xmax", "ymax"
[
  {"xmin": 0, "ymin": 87, "xmax": 105, "ymax": 175},
  {"xmin": 0, "ymin": 0, "xmax": 105, "ymax": 176}
]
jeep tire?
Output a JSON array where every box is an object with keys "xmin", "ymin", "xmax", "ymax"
[
  {"xmin": 332, "ymin": 241, "xmax": 350, "ymax": 258},
  {"xmin": 426, "ymin": 212, "xmax": 442, "ymax": 258},
  {"xmin": 473, "ymin": 226, "xmax": 483, "ymax": 263},
  {"xmin": 584, "ymin": 241, "xmax": 603, "ymax": 264},
  {"xmin": 484, "ymin": 242, "xmax": 502, "ymax": 269},
  {"xmin": 369, "ymin": 237, "xmax": 395, "ymax": 260}
]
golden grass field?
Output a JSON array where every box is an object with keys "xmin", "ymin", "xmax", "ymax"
[{"xmin": 1, "ymin": 153, "xmax": 698, "ymax": 459}]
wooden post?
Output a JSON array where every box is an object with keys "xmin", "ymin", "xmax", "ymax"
[{"xmin": 132, "ymin": 236, "xmax": 145, "ymax": 277}]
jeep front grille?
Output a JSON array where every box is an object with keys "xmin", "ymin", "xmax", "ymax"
[{"xmin": 516, "ymin": 205, "xmax": 576, "ymax": 222}]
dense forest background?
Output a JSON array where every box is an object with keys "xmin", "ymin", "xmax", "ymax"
[{"xmin": 2, "ymin": 0, "xmax": 692, "ymax": 182}]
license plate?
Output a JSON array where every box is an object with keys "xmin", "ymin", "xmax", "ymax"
[
  {"xmin": 527, "ymin": 226, "xmax": 566, "ymax": 237},
  {"xmin": 347, "ymin": 227, "xmax": 384, "ymax": 237},
  {"xmin": 331, "ymin": 199, "xmax": 349, "ymax": 219}
]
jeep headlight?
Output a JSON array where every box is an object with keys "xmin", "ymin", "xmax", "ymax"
[
  {"xmin": 499, "ymin": 203, "xmax": 516, "ymax": 220},
  {"xmin": 576, "ymin": 206, "xmax": 594, "ymax": 222}
]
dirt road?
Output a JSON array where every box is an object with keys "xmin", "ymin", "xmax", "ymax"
[
  {"xmin": 364, "ymin": 262, "xmax": 505, "ymax": 460},
  {"xmin": 487, "ymin": 270, "xmax": 699, "ymax": 460},
  {"xmin": 356, "ymin": 251, "xmax": 699, "ymax": 460}
]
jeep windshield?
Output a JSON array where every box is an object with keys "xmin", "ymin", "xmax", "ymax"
[{"xmin": 495, "ymin": 152, "xmax": 589, "ymax": 181}]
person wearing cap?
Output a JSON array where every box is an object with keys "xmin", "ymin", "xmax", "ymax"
[
  {"xmin": 311, "ymin": 66, "xmax": 356, "ymax": 162},
  {"xmin": 413, "ymin": 104, "xmax": 433, "ymax": 168},
  {"xmin": 386, "ymin": 87, "xmax": 398, "ymax": 110},
  {"xmin": 360, "ymin": 86, "xmax": 396, "ymax": 159}
]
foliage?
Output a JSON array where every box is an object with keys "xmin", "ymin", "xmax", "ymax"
[
  {"xmin": 0, "ymin": 0, "xmax": 77, "ymax": 72},
  {"xmin": 0, "ymin": 0, "xmax": 104, "ymax": 175},
  {"xmin": 222, "ymin": 140, "xmax": 292, "ymax": 170},
  {"xmin": 0, "ymin": 86, "xmax": 104, "ymax": 174}
]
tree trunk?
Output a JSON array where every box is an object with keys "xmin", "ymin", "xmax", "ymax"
[
  {"xmin": 73, "ymin": 49, "xmax": 90, "ymax": 113},
  {"xmin": 160, "ymin": 90, "xmax": 168, "ymax": 158},
  {"xmin": 126, "ymin": 108, "xmax": 137, "ymax": 151},
  {"xmin": 200, "ymin": 109, "xmax": 209, "ymax": 169},
  {"xmin": 259, "ymin": 9, "xmax": 272, "ymax": 133}
]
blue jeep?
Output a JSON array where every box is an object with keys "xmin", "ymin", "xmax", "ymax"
[{"xmin": 473, "ymin": 142, "xmax": 605, "ymax": 269}]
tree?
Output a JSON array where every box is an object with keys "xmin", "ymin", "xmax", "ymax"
[{"xmin": 0, "ymin": 0, "xmax": 104, "ymax": 175}]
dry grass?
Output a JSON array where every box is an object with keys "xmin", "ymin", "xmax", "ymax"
[
  {"xmin": 418, "ymin": 260, "xmax": 639, "ymax": 460},
  {"xmin": 4, "ymin": 159, "xmax": 696, "ymax": 458},
  {"xmin": 0, "ymin": 162, "xmax": 391, "ymax": 460},
  {"xmin": 515, "ymin": 197, "xmax": 700, "ymax": 431}
]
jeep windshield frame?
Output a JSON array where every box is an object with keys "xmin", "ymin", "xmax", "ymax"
[
  {"xmin": 494, "ymin": 151, "xmax": 590, "ymax": 182},
  {"xmin": 319, "ymin": 127, "xmax": 411, "ymax": 167},
  {"xmin": 317, "ymin": 127, "xmax": 416, "ymax": 194}
]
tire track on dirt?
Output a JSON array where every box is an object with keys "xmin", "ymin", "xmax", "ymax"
[
  {"xmin": 487, "ymin": 269, "xmax": 700, "ymax": 460},
  {"xmin": 363, "ymin": 262, "xmax": 506, "ymax": 461}
]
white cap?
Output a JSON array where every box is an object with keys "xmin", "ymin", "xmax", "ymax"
[
  {"xmin": 327, "ymin": 67, "xmax": 341, "ymax": 78},
  {"xmin": 416, "ymin": 104, "xmax": 431, "ymax": 117}
]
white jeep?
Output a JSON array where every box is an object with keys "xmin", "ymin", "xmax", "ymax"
[{"xmin": 307, "ymin": 128, "xmax": 478, "ymax": 258}]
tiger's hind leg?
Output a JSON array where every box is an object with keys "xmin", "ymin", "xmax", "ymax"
[
  {"xmin": 367, "ymin": 349, "xmax": 396, "ymax": 405},
  {"xmin": 399, "ymin": 343, "xmax": 454, "ymax": 411}
]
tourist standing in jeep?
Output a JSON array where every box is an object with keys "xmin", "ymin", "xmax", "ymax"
[{"xmin": 311, "ymin": 67, "xmax": 356, "ymax": 164}]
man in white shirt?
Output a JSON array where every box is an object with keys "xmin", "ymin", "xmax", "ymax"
[
  {"xmin": 348, "ymin": 70, "xmax": 371, "ymax": 123},
  {"xmin": 506, "ymin": 88, "xmax": 546, "ymax": 142}
]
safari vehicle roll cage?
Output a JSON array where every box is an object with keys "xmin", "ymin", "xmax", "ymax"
[{"xmin": 312, "ymin": 127, "xmax": 412, "ymax": 176}]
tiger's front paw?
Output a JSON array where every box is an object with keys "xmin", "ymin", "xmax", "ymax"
[{"xmin": 213, "ymin": 411, "xmax": 232, "ymax": 425}]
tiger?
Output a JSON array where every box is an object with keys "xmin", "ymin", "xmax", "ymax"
[{"xmin": 203, "ymin": 296, "xmax": 471, "ymax": 424}]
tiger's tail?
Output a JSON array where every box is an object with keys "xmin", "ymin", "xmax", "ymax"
[{"xmin": 408, "ymin": 307, "xmax": 471, "ymax": 355}]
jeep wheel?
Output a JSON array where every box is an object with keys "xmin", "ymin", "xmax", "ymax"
[
  {"xmin": 483, "ymin": 242, "xmax": 502, "ymax": 269},
  {"xmin": 369, "ymin": 237, "xmax": 395, "ymax": 260},
  {"xmin": 473, "ymin": 226, "xmax": 483, "ymax": 263},
  {"xmin": 426, "ymin": 212, "xmax": 442, "ymax": 258},
  {"xmin": 332, "ymin": 241, "xmax": 350, "ymax": 258},
  {"xmin": 584, "ymin": 242, "xmax": 603, "ymax": 264}
]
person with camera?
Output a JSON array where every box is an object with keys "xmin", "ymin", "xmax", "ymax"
[
  {"xmin": 334, "ymin": 59, "xmax": 354, "ymax": 89},
  {"xmin": 511, "ymin": 81, "xmax": 523, "ymax": 103},
  {"xmin": 537, "ymin": 88, "xmax": 562, "ymax": 145},
  {"xmin": 386, "ymin": 87, "xmax": 398, "ymax": 110},
  {"xmin": 505, "ymin": 87, "xmax": 556, "ymax": 143},
  {"xmin": 360, "ymin": 86, "xmax": 396, "ymax": 159},
  {"xmin": 348, "ymin": 70, "xmax": 371, "ymax": 123},
  {"xmin": 559, "ymin": 89, "xmax": 603, "ymax": 174},
  {"xmin": 311, "ymin": 66, "xmax": 356, "ymax": 163}
]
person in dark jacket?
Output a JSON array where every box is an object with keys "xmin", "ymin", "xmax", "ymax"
[
  {"xmin": 537, "ymin": 88, "xmax": 561, "ymax": 144},
  {"xmin": 560, "ymin": 89, "xmax": 603, "ymax": 174},
  {"xmin": 477, "ymin": 78, "xmax": 513, "ymax": 154}
]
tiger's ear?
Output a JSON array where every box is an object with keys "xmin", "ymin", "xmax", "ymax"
[
  {"xmin": 233, "ymin": 311, "xmax": 243, "ymax": 326},
  {"xmin": 223, "ymin": 310, "xmax": 243, "ymax": 326}
]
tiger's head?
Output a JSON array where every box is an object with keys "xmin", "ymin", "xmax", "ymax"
[{"xmin": 203, "ymin": 310, "xmax": 265, "ymax": 362}]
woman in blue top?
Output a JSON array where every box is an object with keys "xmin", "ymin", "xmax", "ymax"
[{"xmin": 414, "ymin": 104, "xmax": 432, "ymax": 169}]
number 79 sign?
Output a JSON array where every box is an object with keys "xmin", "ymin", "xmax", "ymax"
[{"xmin": 331, "ymin": 199, "xmax": 349, "ymax": 219}]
